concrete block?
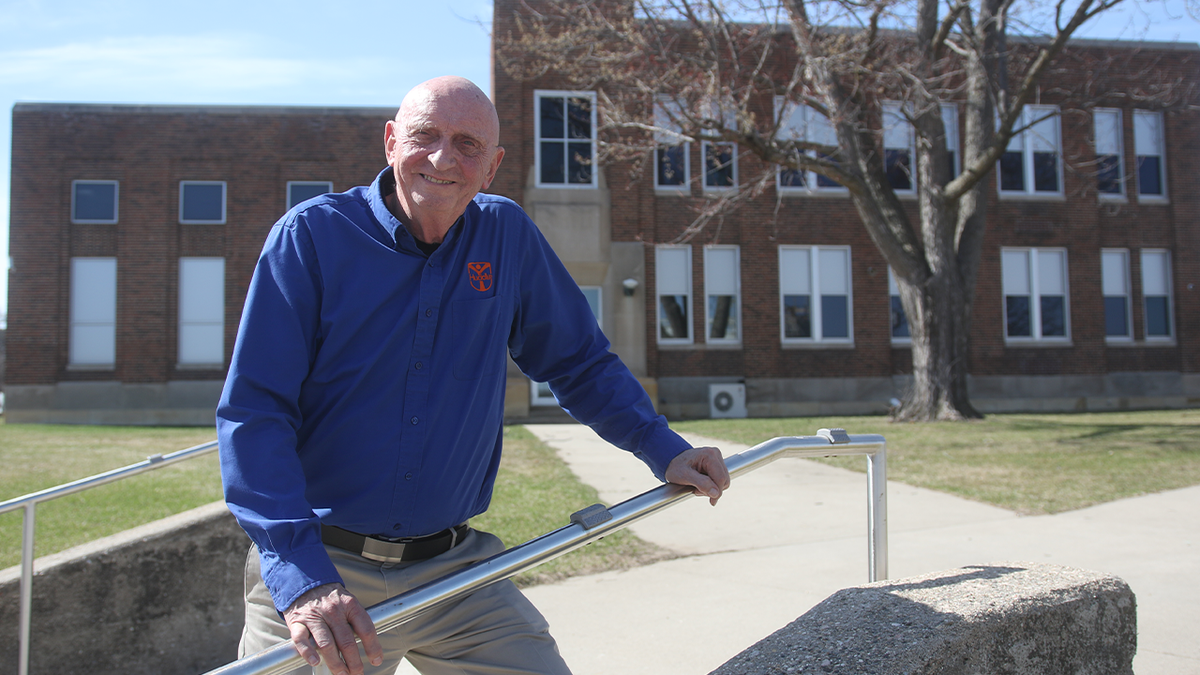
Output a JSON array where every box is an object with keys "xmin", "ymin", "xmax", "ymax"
[
  {"xmin": 709, "ymin": 563, "xmax": 1136, "ymax": 675},
  {"xmin": 0, "ymin": 501, "xmax": 249, "ymax": 675}
]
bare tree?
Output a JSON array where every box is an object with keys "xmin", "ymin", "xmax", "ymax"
[{"xmin": 497, "ymin": 0, "xmax": 1176, "ymax": 421}]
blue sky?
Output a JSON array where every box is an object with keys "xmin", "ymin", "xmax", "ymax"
[{"xmin": 2, "ymin": 0, "xmax": 1197, "ymax": 320}]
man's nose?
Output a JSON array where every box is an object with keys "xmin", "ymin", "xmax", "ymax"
[{"xmin": 427, "ymin": 139, "xmax": 458, "ymax": 168}]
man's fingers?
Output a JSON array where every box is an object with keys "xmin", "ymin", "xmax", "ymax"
[
  {"xmin": 283, "ymin": 583, "xmax": 380, "ymax": 675},
  {"xmin": 346, "ymin": 602, "xmax": 384, "ymax": 667},
  {"xmin": 287, "ymin": 621, "xmax": 321, "ymax": 667},
  {"xmin": 665, "ymin": 446, "xmax": 730, "ymax": 505}
]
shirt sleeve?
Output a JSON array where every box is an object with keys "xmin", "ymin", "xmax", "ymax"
[
  {"xmin": 216, "ymin": 216, "xmax": 343, "ymax": 613},
  {"xmin": 506, "ymin": 212, "xmax": 691, "ymax": 480}
]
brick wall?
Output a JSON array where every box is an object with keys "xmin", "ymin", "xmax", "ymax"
[{"xmin": 8, "ymin": 105, "xmax": 392, "ymax": 389}]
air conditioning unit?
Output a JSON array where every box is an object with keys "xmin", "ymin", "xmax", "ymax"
[{"xmin": 708, "ymin": 383, "xmax": 747, "ymax": 419}]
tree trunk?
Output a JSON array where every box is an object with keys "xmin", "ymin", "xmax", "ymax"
[{"xmin": 894, "ymin": 269, "xmax": 981, "ymax": 421}]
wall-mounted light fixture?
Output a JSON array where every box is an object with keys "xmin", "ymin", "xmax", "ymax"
[{"xmin": 622, "ymin": 278, "xmax": 639, "ymax": 297}]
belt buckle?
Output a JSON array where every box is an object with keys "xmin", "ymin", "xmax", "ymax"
[{"xmin": 360, "ymin": 537, "xmax": 409, "ymax": 563}]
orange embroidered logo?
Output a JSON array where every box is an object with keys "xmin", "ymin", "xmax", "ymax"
[{"xmin": 468, "ymin": 262, "xmax": 493, "ymax": 292}]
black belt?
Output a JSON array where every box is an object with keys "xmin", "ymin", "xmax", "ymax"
[{"xmin": 321, "ymin": 524, "xmax": 469, "ymax": 563}]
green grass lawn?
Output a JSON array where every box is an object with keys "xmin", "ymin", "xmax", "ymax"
[
  {"xmin": 4, "ymin": 410, "xmax": 1198, "ymax": 578},
  {"xmin": 673, "ymin": 409, "xmax": 1200, "ymax": 515},
  {"xmin": 0, "ymin": 421, "xmax": 668, "ymax": 584}
]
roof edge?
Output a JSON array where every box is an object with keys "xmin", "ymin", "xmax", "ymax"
[{"xmin": 11, "ymin": 102, "xmax": 397, "ymax": 116}]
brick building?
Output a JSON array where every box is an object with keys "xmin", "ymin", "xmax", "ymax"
[{"xmin": 4, "ymin": 7, "xmax": 1198, "ymax": 424}]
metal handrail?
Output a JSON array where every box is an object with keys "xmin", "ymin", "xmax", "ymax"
[
  {"xmin": 0, "ymin": 439, "xmax": 220, "ymax": 675},
  {"xmin": 206, "ymin": 430, "xmax": 886, "ymax": 675}
]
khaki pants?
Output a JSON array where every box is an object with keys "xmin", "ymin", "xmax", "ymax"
[{"xmin": 239, "ymin": 529, "xmax": 572, "ymax": 675}]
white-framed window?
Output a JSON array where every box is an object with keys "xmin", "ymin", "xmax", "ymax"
[
  {"xmin": 654, "ymin": 96, "xmax": 689, "ymax": 190},
  {"xmin": 999, "ymin": 105, "xmax": 1062, "ymax": 196},
  {"xmin": 1141, "ymin": 249, "xmax": 1174, "ymax": 340},
  {"xmin": 535, "ymin": 90, "xmax": 597, "ymax": 188},
  {"xmin": 72, "ymin": 180, "xmax": 119, "ymax": 224},
  {"xmin": 532, "ymin": 286, "xmax": 602, "ymax": 406},
  {"xmin": 70, "ymin": 257, "xmax": 117, "ymax": 367},
  {"xmin": 656, "ymin": 245, "xmax": 693, "ymax": 344},
  {"xmin": 1134, "ymin": 110, "xmax": 1166, "ymax": 201},
  {"xmin": 180, "ymin": 181, "xmax": 227, "ymax": 224},
  {"xmin": 1094, "ymin": 108, "xmax": 1124, "ymax": 198},
  {"xmin": 704, "ymin": 246, "xmax": 740, "ymax": 343},
  {"xmin": 779, "ymin": 245, "xmax": 852, "ymax": 344},
  {"xmin": 882, "ymin": 103, "xmax": 914, "ymax": 192},
  {"xmin": 1101, "ymin": 249, "xmax": 1132, "ymax": 341},
  {"xmin": 1001, "ymin": 248, "xmax": 1069, "ymax": 342},
  {"xmin": 178, "ymin": 257, "xmax": 225, "ymax": 365},
  {"xmin": 888, "ymin": 267, "xmax": 911, "ymax": 344},
  {"xmin": 287, "ymin": 181, "xmax": 333, "ymax": 209},
  {"xmin": 774, "ymin": 97, "xmax": 846, "ymax": 193}
]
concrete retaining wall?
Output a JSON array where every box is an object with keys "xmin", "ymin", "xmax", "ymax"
[
  {"xmin": 0, "ymin": 501, "xmax": 249, "ymax": 675},
  {"xmin": 709, "ymin": 563, "xmax": 1136, "ymax": 675}
]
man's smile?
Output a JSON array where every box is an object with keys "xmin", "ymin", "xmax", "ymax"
[{"xmin": 421, "ymin": 174, "xmax": 455, "ymax": 185}]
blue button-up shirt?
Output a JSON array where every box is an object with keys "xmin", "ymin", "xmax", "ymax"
[{"xmin": 217, "ymin": 168, "xmax": 690, "ymax": 612}]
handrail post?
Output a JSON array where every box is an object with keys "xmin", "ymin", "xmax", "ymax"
[
  {"xmin": 866, "ymin": 445, "xmax": 887, "ymax": 582},
  {"xmin": 19, "ymin": 503, "xmax": 36, "ymax": 675}
]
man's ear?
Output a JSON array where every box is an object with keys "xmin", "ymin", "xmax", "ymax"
[
  {"xmin": 383, "ymin": 120, "xmax": 399, "ymax": 164},
  {"xmin": 480, "ymin": 146, "xmax": 505, "ymax": 191}
]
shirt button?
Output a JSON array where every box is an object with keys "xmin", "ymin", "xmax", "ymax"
[
  {"xmin": 414, "ymin": 362, "xmax": 423, "ymax": 370},
  {"xmin": 405, "ymin": 472, "xmax": 414, "ymax": 480},
  {"xmin": 393, "ymin": 523, "xmax": 402, "ymax": 530},
  {"xmin": 425, "ymin": 308, "xmax": 433, "ymax": 317},
  {"xmin": 410, "ymin": 416, "xmax": 419, "ymax": 425}
]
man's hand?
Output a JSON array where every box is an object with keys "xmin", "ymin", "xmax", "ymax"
[
  {"xmin": 283, "ymin": 583, "xmax": 383, "ymax": 675},
  {"xmin": 664, "ymin": 446, "xmax": 731, "ymax": 505}
]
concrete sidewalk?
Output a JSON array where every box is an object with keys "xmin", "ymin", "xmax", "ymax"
[{"xmin": 516, "ymin": 423, "xmax": 1199, "ymax": 675}]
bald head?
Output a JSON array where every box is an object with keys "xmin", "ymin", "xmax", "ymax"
[
  {"xmin": 384, "ymin": 76, "xmax": 506, "ymax": 243},
  {"xmin": 397, "ymin": 76, "xmax": 500, "ymax": 147}
]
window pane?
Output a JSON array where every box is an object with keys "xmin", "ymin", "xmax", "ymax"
[
  {"xmin": 1145, "ymin": 296, "xmax": 1171, "ymax": 337},
  {"xmin": 891, "ymin": 296, "xmax": 910, "ymax": 338},
  {"xmin": 659, "ymin": 295, "xmax": 689, "ymax": 338},
  {"xmin": 1033, "ymin": 152, "xmax": 1058, "ymax": 192},
  {"xmin": 540, "ymin": 97, "xmax": 564, "ymax": 139},
  {"xmin": 288, "ymin": 182, "xmax": 332, "ymax": 209},
  {"xmin": 1104, "ymin": 297, "xmax": 1129, "ymax": 337},
  {"xmin": 783, "ymin": 295, "xmax": 811, "ymax": 338},
  {"xmin": 567, "ymin": 141, "xmax": 592, "ymax": 184},
  {"xmin": 708, "ymin": 295, "xmax": 737, "ymax": 339},
  {"xmin": 181, "ymin": 183, "xmax": 225, "ymax": 222},
  {"xmin": 885, "ymin": 149, "xmax": 912, "ymax": 190},
  {"xmin": 705, "ymin": 143, "xmax": 734, "ymax": 187},
  {"xmin": 779, "ymin": 248, "xmax": 810, "ymax": 294},
  {"xmin": 1094, "ymin": 110, "xmax": 1121, "ymax": 155},
  {"xmin": 821, "ymin": 295, "xmax": 849, "ymax": 338},
  {"xmin": 657, "ymin": 146, "xmax": 686, "ymax": 186},
  {"xmin": 540, "ymin": 141, "xmax": 565, "ymax": 184},
  {"xmin": 1000, "ymin": 152, "xmax": 1024, "ymax": 191},
  {"xmin": 1137, "ymin": 156, "xmax": 1163, "ymax": 196},
  {"xmin": 657, "ymin": 247, "xmax": 690, "ymax": 294},
  {"xmin": 1097, "ymin": 155, "xmax": 1122, "ymax": 194},
  {"xmin": 70, "ymin": 257, "xmax": 117, "ymax": 365},
  {"xmin": 1006, "ymin": 296, "xmax": 1031, "ymax": 337},
  {"xmin": 567, "ymin": 97, "xmax": 592, "ymax": 139},
  {"xmin": 74, "ymin": 182, "xmax": 117, "ymax": 222},
  {"xmin": 1040, "ymin": 296, "xmax": 1066, "ymax": 336},
  {"xmin": 779, "ymin": 167, "xmax": 806, "ymax": 187}
]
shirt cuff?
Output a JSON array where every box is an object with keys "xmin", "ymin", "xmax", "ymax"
[
  {"xmin": 636, "ymin": 423, "xmax": 694, "ymax": 481},
  {"xmin": 261, "ymin": 543, "xmax": 344, "ymax": 613}
]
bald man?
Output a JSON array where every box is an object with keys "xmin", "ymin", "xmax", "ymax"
[{"xmin": 218, "ymin": 77, "xmax": 729, "ymax": 675}]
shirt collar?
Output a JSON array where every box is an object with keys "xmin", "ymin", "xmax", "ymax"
[{"xmin": 367, "ymin": 167, "xmax": 466, "ymax": 256}]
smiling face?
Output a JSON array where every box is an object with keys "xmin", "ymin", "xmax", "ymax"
[{"xmin": 385, "ymin": 77, "xmax": 505, "ymax": 242}]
